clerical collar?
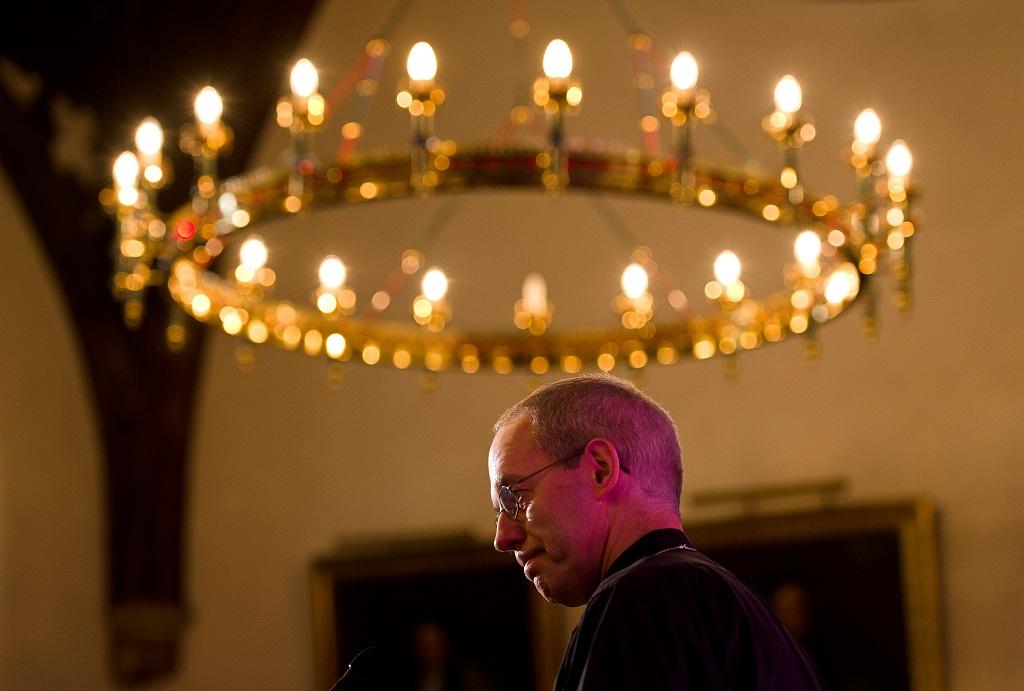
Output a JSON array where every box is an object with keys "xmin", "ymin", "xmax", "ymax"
[{"xmin": 604, "ymin": 528, "xmax": 694, "ymax": 579}]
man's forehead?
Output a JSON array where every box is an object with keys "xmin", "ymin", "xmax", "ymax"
[{"xmin": 489, "ymin": 414, "xmax": 541, "ymax": 486}]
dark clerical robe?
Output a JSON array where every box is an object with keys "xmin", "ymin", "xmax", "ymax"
[{"xmin": 554, "ymin": 529, "xmax": 823, "ymax": 690}]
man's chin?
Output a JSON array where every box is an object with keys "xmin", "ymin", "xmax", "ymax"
[
  {"xmin": 533, "ymin": 578, "xmax": 562, "ymax": 605},
  {"xmin": 531, "ymin": 575, "xmax": 587, "ymax": 607}
]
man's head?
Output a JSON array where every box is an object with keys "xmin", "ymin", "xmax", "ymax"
[{"xmin": 487, "ymin": 374, "xmax": 683, "ymax": 606}]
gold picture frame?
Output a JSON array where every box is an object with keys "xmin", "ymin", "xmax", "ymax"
[{"xmin": 686, "ymin": 496, "xmax": 944, "ymax": 691}]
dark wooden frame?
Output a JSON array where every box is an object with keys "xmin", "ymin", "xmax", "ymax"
[
  {"xmin": 310, "ymin": 534, "xmax": 563, "ymax": 691},
  {"xmin": 686, "ymin": 497, "xmax": 945, "ymax": 691}
]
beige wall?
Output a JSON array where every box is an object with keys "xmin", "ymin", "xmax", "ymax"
[
  {"xmin": 3, "ymin": 1, "xmax": 1023, "ymax": 690},
  {"xmin": 0, "ymin": 166, "xmax": 111, "ymax": 689}
]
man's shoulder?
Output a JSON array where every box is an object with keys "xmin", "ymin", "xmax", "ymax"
[
  {"xmin": 599, "ymin": 545, "xmax": 736, "ymax": 595},
  {"xmin": 575, "ymin": 546, "xmax": 824, "ymax": 690},
  {"xmin": 590, "ymin": 545, "xmax": 775, "ymax": 631}
]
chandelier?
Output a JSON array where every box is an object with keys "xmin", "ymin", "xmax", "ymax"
[{"xmin": 102, "ymin": 30, "xmax": 919, "ymax": 379}]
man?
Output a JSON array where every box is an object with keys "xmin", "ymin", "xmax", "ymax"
[{"xmin": 488, "ymin": 374, "xmax": 822, "ymax": 690}]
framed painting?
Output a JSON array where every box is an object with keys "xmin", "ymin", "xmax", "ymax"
[
  {"xmin": 686, "ymin": 497, "xmax": 944, "ymax": 691},
  {"xmin": 311, "ymin": 533, "xmax": 562, "ymax": 691}
]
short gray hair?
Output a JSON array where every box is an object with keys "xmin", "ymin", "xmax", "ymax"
[{"xmin": 494, "ymin": 374, "xmax": 682, "ymax": 507}]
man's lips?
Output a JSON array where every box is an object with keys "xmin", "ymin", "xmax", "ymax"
[{"xmin": 517, "ymin": 550, "xmax": 542, "ymax": 574}]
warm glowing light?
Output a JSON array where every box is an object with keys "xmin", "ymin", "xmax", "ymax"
[
  {"xmin": 303, "ymin": 330, "xmax": 323, "ymax": 355},
  {"xmin": 191, "ymin": 294, "xmax": 211, "ymax": 317},
  {"xmin": 522, "ymin": 272, "xmax": 547, "ymax": 314},
  {"xmin": 393, "ymin": 349, "xmax": 412, "ymax": 369},
  {"xmin": 338, "ymin": 288, "xmax": 356, "ymax": 310},
  {"xmin": 773, "ymin": 75, "xmax": 802, "ymax": 114},
  {"xmin": 239, "ymin": 236, "xmax": 268, "ymax": 271},
  {"xmin": 143, "ymin": 164, "xmax": 162, "ymax": 184},
  {"xmin": 318, "ymin": 255, "xmax": 347, "ymax": 289},
  {"xmin": 362, "ymin": 342, "xmax": 381, "ymax": 365},
  {"xmin": 670, "ymin": 52, "xmax": 698, "ymax": 91},
  {"xmin": 854, "ymin": 108, "xmax": 882, "ymax": 145},
  {"xmin": 713, "ymin": 251, "xmax": 741, "ymax": 286},
  {"xmin": 621, "ymin": 263, "xmax": 649, "ymax": 299},
  {"xmin": 825, "ymin": 266, "xmax": 859, "ymax": 304},
  {"xmin": 461, "ymin": 354, "xmax": 479, "ymax": 374},
  {"xmin": 656, "ymin": 346, "xmax": 678, "ymax": 365},
  {"xmin": 421, "ymin": 268, "xmax": 449, "ymax": 302},
  {"xmin": 697, "ymin": 189, "xmax": 716, "ymax": 206},
  {"xmin": 561, "ymin": 355, "xmax": 582, "ymax": 373},
  {"xmin": 194, "ymin": 86, "xmax": 223, "ymax": 125},
  {"xmin": 794, "ymin": 230, "xmax": 822, "ymax": 265},
  {"xmin": 371, "ymin": 291, "xmax": 391, "ymax": 311},
  {"xmin": 218, "ymin": 192, "xmax": 237, "ymax": 216},
  {"xmin": 791, "ymin": 289, "xmax": 812, "ymax": 310},
  {"xmin": 317, "ymin": 292, "xmax": 338, "ymax": 314},
  {"xmin": 121, "ymin": 239, "xmax": 145, "ymax": 258},
  {"xmin": 282, "ymin": 325, "xmax": 302, "ymax": 348},
  {"xmin": 325, "ymin": 333, "xmax": 346, "ymax": 359},
  {"xmin": 221, "ymin": 309, "xmax": 243, "ymax": 335},
  {"xmin": 247, "ymin": 320, "xmax": 268, "ymax": 344},
  {"xmin": 886, "ymin": 140, "xmax": 913, "ymax": 178},
  {"xmin": 117, "ymin": 186, "xmax": 138, "ymax": 207},
  {"xmin": 135, "ymin": 118, "xmax": 163, "ymax": 156},
  {"xmin": 542, "ymin": 39, "xmax": 573, "ymax": 79},
  {"xmin": 725, "ymin": 281, "xmax": 745, "ymax": 302},
  {"xmin": 113, "ymin": 151, "xmax": 140, "ymax": 189},
  {"xmin": 412, "ymin": 297, "xmax": 433, "ymax": 320},
  {"xmin": 406, "ymin": 42, "xmax": 438, "ymax": 82},
  {"xmin": 693, "ymin": 339, "xmax": 715, "ymax": 360},
  {"xmin": 231, "ymin": 210, "xmax": 251, "ymax": 228},
  {"xmin": 290, "ymin": 59, "xmax": 319, "ymax": 98}
]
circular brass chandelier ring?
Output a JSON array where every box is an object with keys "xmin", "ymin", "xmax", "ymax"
[{"xmin": 166, "ymin": 145, "xmax": 863, "ymax": 375}]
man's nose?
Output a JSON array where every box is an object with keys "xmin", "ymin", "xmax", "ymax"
[{"xmin": 494, "ymin": 511, "xmax": 525, "ymax": 553}]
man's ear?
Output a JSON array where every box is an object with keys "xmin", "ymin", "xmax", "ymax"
[{"xmin": 583, "ymin": 438, "xmax": 622, "ymax": 497}]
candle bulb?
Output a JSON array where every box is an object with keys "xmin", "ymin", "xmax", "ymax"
[
  {"xmin": 422, "ymin": 268, "xmax": 449, "ymax": 302},
  {"xmin": 289, "ymin": 59, "xmax": 319, "ymax": 118},
  {"xmin": 290, "ymin": 59, "xmax": 319, "ymax": 99},
  {"xmin": 239, "ymin": 236, "xmax": 268, "ymax": 271},
  {"xmin": 670, "ymin": 52, "xmax": 699, "ymax": 93},
  {"xmin": 406, "ymin": 42, "xmax": 438, "ymax": 87},
  {"xmin": 113, "ymin": 151, "xmax": 140, "ymax": 206},
  {"xmin": 621, "ymin": 263, "xmax": 649, "ymax": 300},
  {"xmin": 113, "ymin": 151, "xmax": 140, "ymax": 190},
  {"xmin": 318, "ymin": 256, "xmax": 347, "ymax": 290},
  {"xmin": 854, "ymin": 109, "xmax": 882, "ymax": 148},
  {"xmin": 135, "ymin": 117, "xmax": 163, "ymax": 157},
  {"xmin": 522, "ymin": 272, "xmax": 548, "ymax": 315},
  {"xmin": 135, "ymin": 117, "xmax": 164, "ymax": 185},
  {"xmin": 794, "ymin": 230, "xmax": 822, "ymax": 271},
  {"xmin": 194, "ymin": 86, "xmax": 223, "ymax": 140},
  {"xmin": 774, "ymin": 75, "xmax": 802, "ymax": 115},
  {"xmin": 543, "ymin": 39, "xmax": 573, "ymax": 80},
  {"xmin": 886, "ymin": 140, "xmax": 913, "ymax": 179},
  {"xmin": 713, "ymin": 250, "xmax": 742, "ymax": 286}
]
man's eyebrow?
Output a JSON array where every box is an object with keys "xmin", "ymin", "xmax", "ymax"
[{"xmin": 495, "ymin": 472, "xmax": 524, "ymax": 487}]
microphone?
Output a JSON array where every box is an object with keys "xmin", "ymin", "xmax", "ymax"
[{"xmin": 328, "ymin": 646, "xmax": 390, "ymax": 691}]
